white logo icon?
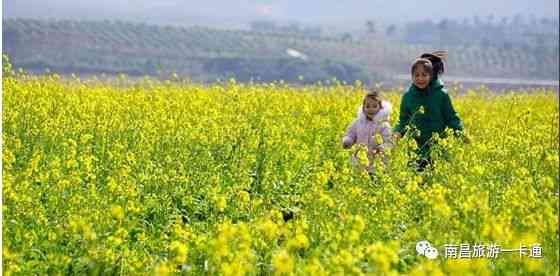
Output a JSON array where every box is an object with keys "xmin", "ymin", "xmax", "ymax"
[{"xmin": 416, "ymin": 240, "xmax": 439, "ymax": 259}]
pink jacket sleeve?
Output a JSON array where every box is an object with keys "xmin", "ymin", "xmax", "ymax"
[
  {"xmin": 378, "ymin": 121, "xmax": 394, "ymax": 150},
  {"xmin": 342, "ymin": 121, "xmax": 357, "ymax": 148}
]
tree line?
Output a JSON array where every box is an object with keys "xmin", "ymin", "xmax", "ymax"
[{"xmin": 2, "ymin": 18, "xmax": 558, "ymax": 82}]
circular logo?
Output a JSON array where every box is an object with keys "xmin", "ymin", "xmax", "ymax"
[
  {"xmin": 416, "ymin": 240, "xmax": 439, "ymax": 259},
  {"xmin": 416, "ymin": 240, "xmax": 431, "ymax": 255},
  {"xmin": 424, "ymin": 247, "xmax": 439, "ymax": 259}
]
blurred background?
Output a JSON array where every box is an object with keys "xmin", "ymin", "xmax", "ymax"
[{"xmin": 2, "ymin": 0, "xmax": 559, "ymax": 88}]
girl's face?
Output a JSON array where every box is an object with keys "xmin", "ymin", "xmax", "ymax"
[
  {"xmin": 363, "ymin": 98, "xmax": 381, "ymax": 119},
  {"xmin": 412, "ymin": 65, "xmax": 431, "ymax": 90}
]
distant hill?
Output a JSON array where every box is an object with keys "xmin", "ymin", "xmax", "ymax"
[
  {"xmin": 2, "ymin": 18, "xmax": 559, "ymax": 83},
  {"xmin": 4, "ymin": 0, "xmax": 558, "ymax": 26}
]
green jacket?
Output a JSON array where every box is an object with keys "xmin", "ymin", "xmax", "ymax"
[{"xmin": 394, "ymin": 79, "xmax": 463, "ymax": 147}]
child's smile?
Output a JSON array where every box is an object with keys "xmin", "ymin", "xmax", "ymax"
[
  {"xmin": 413, "ymin": 66, "xmax": 431, "ymax": 90},
  {"xmin": 364, "ymin": 99, "xmax": 381, "ymax": 119}
]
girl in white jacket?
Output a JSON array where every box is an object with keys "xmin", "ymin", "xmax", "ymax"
[{"xmin": 342, "ymin": 90, "xmax": 393, "ymax": 173}]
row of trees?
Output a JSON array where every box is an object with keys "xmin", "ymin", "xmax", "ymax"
[
  {"xmin": 3, "ymin": 18, "xmax": 558, "ymax": 81},
  {"xmin": 249, "ymin": 20, "xmax": 323, "ymax": 38},
  {"xmin": 402, "ymin": 15, "xmax": 559, "ymax": 50}
]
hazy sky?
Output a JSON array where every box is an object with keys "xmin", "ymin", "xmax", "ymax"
[{"xmin": 3, "ymin": 0, "xmax": 559, "ymax": 26}]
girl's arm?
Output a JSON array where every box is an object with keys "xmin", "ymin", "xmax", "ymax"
[
  {"xmin": 393, "ymin": 96, "xmax": 409, "ymax": 137},
  {"xmin": 442, "ymin": 92, "xmax": 464, "ymax": 131},
  {"xmin": 378, "ymin": 121, "xmax": 394, "ymax": 150},
  {"xmin": 342, "ymin": 122, "xmax": 357, "ymax": 149}
]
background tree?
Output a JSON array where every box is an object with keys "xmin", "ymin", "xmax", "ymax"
[
  {"xmin": 365, "ymin": 20, "xmax": 376, "ymax": 35},
  {"xmin": 385, "ymin": 24, "xmax": 396, "ymax": 37}
]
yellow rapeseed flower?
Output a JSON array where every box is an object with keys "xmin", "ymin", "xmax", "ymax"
[
  {"xmin": 272, "ymin": 250, "xmax": 294, "ymax": 275},
  {"xmin": 110, "ymin": 205, "xmax": 125, "ymax": 221},
  {"xmin": 169, "ymin": 240, "xmax": 188, "ymax": 263}
]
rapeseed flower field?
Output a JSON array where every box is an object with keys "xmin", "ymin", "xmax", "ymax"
[{"xmin": 2, "ymin": 71, "xmax": 559, "ymax": 275}]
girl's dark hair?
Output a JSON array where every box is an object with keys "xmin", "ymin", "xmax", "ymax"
[
  {"xmin": 420, "ymin": 51, "xmax": 446, "ymax": 79},
  {"xmin": 410, "ymin": 58, "xmax": 433, "ymax": 76}
]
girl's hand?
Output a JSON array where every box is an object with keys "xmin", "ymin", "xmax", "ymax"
[
  {"xmin": 342, "ymin": 139, "xmax": 353, "ymax": 149},
  {"xmin": 369, "ymin": 146, "xmax": 384, "ymax": 156}
]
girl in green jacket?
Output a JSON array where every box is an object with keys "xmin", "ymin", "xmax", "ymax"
[{"xmin": 393, "ymin": 52, "xmax": 467, "ymax": 171}]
